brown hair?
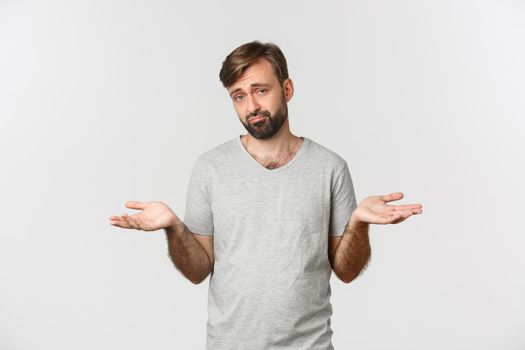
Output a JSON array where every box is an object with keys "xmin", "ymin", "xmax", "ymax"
[{"xmin": 219, "ymin": 40, "xmax": 289, "ymax": 89}]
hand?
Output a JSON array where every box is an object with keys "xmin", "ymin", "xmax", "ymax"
[
  {"xmin": 352, "ymin": 192, "xmax": 422, "ymax": 225},
  {"xmin": 109, "ymin": 201, "xmax": 180, "ymax": 232}
]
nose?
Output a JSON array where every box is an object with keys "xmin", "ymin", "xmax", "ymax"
[{"xmin": 246, "ymin": 94, "xmax": 261, "ymax": 115}]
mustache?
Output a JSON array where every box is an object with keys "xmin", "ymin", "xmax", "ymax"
[{"xmin": 247, "ymin": 110, "xmax": 271, "ymax": 120}]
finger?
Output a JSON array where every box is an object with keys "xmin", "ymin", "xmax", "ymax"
[
  {"xmin": 126, "ymin": 201, "xmax": 147, "ymax": 210},
  {"xmin": 397, "ymin": 208, "xmax": 422, "ymax": 216},
  {"xmin": 391, "ymin": 204, "xmax": 423, "ymax": 211},
  {"xmin": 388, "ymin": 211, "xmax": 410, "ymax": 223},
  {"xmin": 134, "ymin": 215, "xmax": 146, "ymax": 231},
  {"xmin": 378, "ymin": 213, "xmax": 403, "ymax": 224},
  {"xmin": 126, "ymin": 214, "xmax": 143, "ymax": 230},
  {"xmin": 122, "ymin": 213, "xmax": 140, "ymax": 230},
  {"xmin": 109, "ymin": 216, "xmax": 131, "ymax": 228},
  {"xmin": 127, "ymin": 214, "xmax": 146, "ymax": 230},
  {"xmin": 391, "ymin": 209, "xmax": 421, "ymax": 223},
  {"xmin": 380, "ymin": 192, "xmax": 404, "ymax": 203}
]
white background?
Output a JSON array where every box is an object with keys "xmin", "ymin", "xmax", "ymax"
[{"xmin": 1, "ymin": 0, "xmax": 524, "ymax": 349}]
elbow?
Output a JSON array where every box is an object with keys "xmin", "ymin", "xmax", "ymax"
[
  {"xmin": 332, "ymin": 267, "xmax": 356, "ymax": 284},
  {"xmin": 190, "ymin": 277, "xmax": 205, "ymax": 285},
  {"xmin": 189, "ymin": 269, "xmax": 212, "ymax": 285},
  {"xmin": 189, "ymin": 275, "xmax": 205, "ymax": 285},
  {"xmin": 339, "ymin": 271, "xmax": 359, "ymax": 284},
  {"xmin": 337, "ymin": 252, "xmax": 371, "ymax": 284}
]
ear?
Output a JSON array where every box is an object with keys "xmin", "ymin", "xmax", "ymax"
[{"xmin": 282, "ymin": 78, "xmax": 294, "ymax": 102}]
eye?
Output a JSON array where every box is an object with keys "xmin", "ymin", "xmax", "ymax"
[
  {"xmin": 234, "ymin": 95, "xmax": 245, "ymax": 102},
  {"xmin": 256, "ymin": 89, "xmax": 267, "ymax": 95}
]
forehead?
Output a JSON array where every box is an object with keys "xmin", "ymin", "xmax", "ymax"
[{"xmin": 228, "ymin": 58, "xmax": 279, "ymax": 92}]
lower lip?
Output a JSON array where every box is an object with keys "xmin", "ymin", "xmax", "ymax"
[{"xmin": 250, "ymin": 116, "xmax": 266, "ymax": 123}]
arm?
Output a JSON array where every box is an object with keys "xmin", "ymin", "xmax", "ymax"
[
  {"xmin": 329, "ymin": 192, "xmax": 423, "ymax": 284},
  {"xmin": 109, "ymin": 200, "xmax": 213, "ymax": 285},
  {"xmin": 329, "ymin": 215, "xmax": 371, "ymax": 284},
  {"xmin": 165, "ymin": 220, "xmax": 213, "ymax": 285}
]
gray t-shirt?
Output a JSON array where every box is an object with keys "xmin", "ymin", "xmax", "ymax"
[{"xmin": 183, "ymin": 135, "xmax": 357, "ymax": 350}]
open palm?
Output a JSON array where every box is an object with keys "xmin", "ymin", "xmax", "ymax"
[
  {"xmin": 109, "ymin": 201, "xmax": 178, "ymax": 231},
  {"xmin": 353, "ymin": 192, "xmax": 423, "ymax": 225}
]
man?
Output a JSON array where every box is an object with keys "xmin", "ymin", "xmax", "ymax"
[{"xmin": 109, "ymin": 41, "xmax": 423, "ymax": 349}]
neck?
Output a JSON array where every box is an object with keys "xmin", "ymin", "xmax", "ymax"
[
  {"xmin": 240, "ymin": 133, "xmax": 304, "ymax": 170},
  {"xmin": 241, "ymin": 119, "xmax": 302, "ymax": 158}
]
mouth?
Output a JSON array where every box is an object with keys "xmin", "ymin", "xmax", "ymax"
[{"xmin": 249, "ymin": 116, "xmax": 266, "ymax": 124}]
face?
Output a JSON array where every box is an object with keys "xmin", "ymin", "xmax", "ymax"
[{"xmin": 227, "ymin": 58, "xmax": 293, "ymax": 140}]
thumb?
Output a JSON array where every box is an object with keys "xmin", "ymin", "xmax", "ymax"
[
  {"xmin": 125, "ymin": 201, "xmax": 147, "ymax": 210},
  {"xmin": 381, "ymin": 192, "xmax": 403, "ymax": 202}
]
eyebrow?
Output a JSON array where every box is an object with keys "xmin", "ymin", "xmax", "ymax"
[{"xmin": 229, "ymin": 83, "xmax": 271, "ymax": 97}]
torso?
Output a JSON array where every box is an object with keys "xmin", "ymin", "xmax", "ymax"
[{"xmin": 184, "ymin": 135, "xmax": 355, "ymax": 349}]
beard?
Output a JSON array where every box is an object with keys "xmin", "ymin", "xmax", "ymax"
[{"xmin": 240, "ymin": 95, "xmax": 288, "ymax": 140}]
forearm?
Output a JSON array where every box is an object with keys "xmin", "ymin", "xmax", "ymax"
[
  {"xmin": 332, "ymin": 216, "xmax": 371, "ymax": 283},
  {"xmin": 164, "ymin": 221, "xmax": 212, "ymax": 284}
]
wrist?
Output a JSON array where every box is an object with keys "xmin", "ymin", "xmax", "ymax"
[
  {"xmin": 165, "ymin": 216, "xmax": 185, "ymax": 235},
  {"xmin": 350, "ymin": 224, "xmax": 369, "ymax": 239},
  {"xmin": 349, "ymin": 212, "xmax": 369, "ymax": 231}
]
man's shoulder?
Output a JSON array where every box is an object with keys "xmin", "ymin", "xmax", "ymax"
[
  {"xmin": 305, "ymin": 137, "xmax": 348, "ymax": 169},
  {"xmin": 194, "ymin": 136, "xmax": 238, "ymax": 167}
]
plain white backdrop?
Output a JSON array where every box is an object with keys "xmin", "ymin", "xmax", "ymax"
[{"xmin": 1, "ymin": 0, "xmax": 524, "ymax": 349}]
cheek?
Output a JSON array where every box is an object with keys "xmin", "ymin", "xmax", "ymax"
[
  {"xmin": 271, "ymin": 93, "xmax": 285, "ymax": 107},
  {"xmin": 232, "ymin": 104, "xmax": 244, "ymax": 117},
  {"xmin": 235, "ymin": 107, "xmax": 249, "ymax": 121},
  {"xmin": 268, "ymin": 99, "xmax": 284, "ymax": 115}
]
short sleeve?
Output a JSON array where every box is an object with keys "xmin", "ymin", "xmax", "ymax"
[
  {"xmin": 183, "ymin": 157, "xmax": 214, "ymax": 236},
  {"xmin": 329, "ymin": 162, "xmax": 357, "ymax": 236}
]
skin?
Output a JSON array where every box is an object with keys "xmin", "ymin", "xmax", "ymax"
[
  {"xmin": 109, "ymin": 201, "xmax": 212, "ymax": 284},
  {"xmin": 108, "ymin": 56, "xmax": 424, "ymax": 285},
  {"xmin": 329, "ymin": 192, "xmax": 422, "ymax": 283},
  {"xmin": 228, "ymin": 57, "xmax": 304, "ymax": 165}
]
